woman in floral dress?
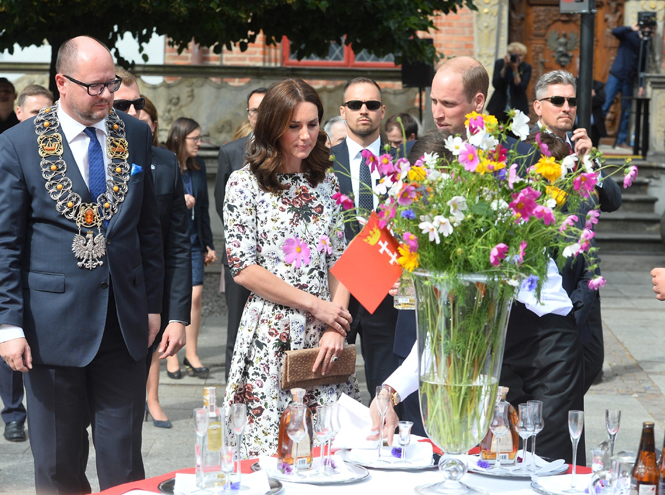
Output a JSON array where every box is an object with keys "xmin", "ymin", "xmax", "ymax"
[{"xmin": 223, "ymin": 78, "xmax": 361, "ymax": 458}]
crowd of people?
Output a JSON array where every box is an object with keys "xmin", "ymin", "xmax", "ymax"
[{"xmin": 0, "ymin": 33, "xmax": 656, "ymax": 494}]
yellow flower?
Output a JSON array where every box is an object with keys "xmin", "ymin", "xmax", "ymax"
[
  {"xmin": 408, "ymin": 166, "xmax": 427, "ymax": 182},
  {"xmin": 464, "ymin": 111, "xmax": 481, "ymax": 128},
  {"xmin": 546, "ymin": 185, "xmax": 567, "ymax": 206},
  {"xmin": 483, "ymin": 114, "xmax": 499, "ymax": 133},
  {"xmin": 476, "ymin": 159, "xmax": 491, "ymax": 175},
  {"xmin": 534, "ymin": 156, "xmax": 563, "ymax": 183},
  {"xmin": 397, "ymin": 245, "xmax": 420, "ymax": 272}
]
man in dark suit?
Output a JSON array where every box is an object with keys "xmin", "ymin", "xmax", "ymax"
[
  {"xmin": 331, "ymin": 77, "xmax": 401, "ymax": 401},
  {"xmin": 0, "ymin": 36, "xmax": 164, "ymax": 493},
  {"xmin": 214, "ymin": 87, "xmax": 267, "ymax": 383}
]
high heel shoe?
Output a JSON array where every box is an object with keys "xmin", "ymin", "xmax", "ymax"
[
  {"xmin": 166, "ymin": 369, "xmax": 182, "ymax": 380},
  {"xmin": 183, "ymin": 357, "xmax": 209, "ymax": 379},
  {"xmin": 144, "ymin": 403, "xmax": 172, "ymax": 429}
]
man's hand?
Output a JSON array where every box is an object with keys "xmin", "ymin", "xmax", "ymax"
[
  {"xmin": 651, "ymin": 268, "xmax": 665, "ymax": 300},
  {"xmin": 571, "ymin": 128, "xmax": 592, "ymax": 156},
  {"xmin": 157, "ymin": 322, "xmax": 186, "ymax": 359},
  {"xmin": 388, "ymin": 280, "xmax": 400, "ymax": 298},
  {"xmin": 148, "ymin": 313, "xmax": 161, "ymax": 347},
  {"xmin": 0, "ymin": 338, "xmax": 32, "ymax": 372},
  {"xmin": 366, "ymin": 389, "xmax": 399, "ymax": 446}
]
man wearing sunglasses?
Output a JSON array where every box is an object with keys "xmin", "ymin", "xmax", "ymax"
[{"xmin": 0, "ymin": 36, "xmax": 164, "ymax": 493}]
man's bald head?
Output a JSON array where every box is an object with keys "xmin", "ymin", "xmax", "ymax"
[
  {"xmin": 56, "ymin": 36, "xmax": 112, "ymax": 76},
  {"xmin": 436, "ymin": 57, "xmax": 489, "ymax": 103}
]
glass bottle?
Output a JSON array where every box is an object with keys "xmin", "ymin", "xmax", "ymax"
[
  {"xmin": 197, "ymin": 386, "xmax": 225, "ymax": 489},
  {"xmin": 631, "ymin": 421, "xmax": 659, "ymax": 495},
  {"xmin": 659, "ymin": 431, "xmax": 665, "ymax": 494},
  {"xmin": 277, "ymin": 388, "xmax": 314, "ymax": 470},
  {"xmin": 479, "ymin": 386, "xmax": 518, "ymax": 465}
]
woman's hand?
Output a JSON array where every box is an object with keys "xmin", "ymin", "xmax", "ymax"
[
  {"xmin": 388, "ymin": 280, "xmax": 400, "ymax": 297},
  {"xmin": 312, "ymin": 329, "xmax": 346, "ymax": 376},
  {"xmin": 185, "ymin": 194, "xmax": 196, "ymax": 209},
  {"xmin": 310, "ymin": 299, "xmax": 352, "ymax": 336},
  {"xmin": 204, "ymin": 248, "xmax": 217, "ymax": 266}
]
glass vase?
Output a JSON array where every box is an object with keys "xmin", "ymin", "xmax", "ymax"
[{"xmin": 413, "ymin": 272, "xmax": 514, "ymax": 495}]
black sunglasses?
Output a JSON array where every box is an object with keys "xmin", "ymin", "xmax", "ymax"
[
  {"xmin": 539, "ymin": 96, "xmax": 578, "ymax": 107},
  {"xmin": 343, "ymin": 100, "xmax": 382, "ymax": 111},
  {"xmin": 113, "ymin": 98, "xmax": 146, "ymax": 112},
  {"xmin": 64, "ymin": 75, "xmax": 122, "ymax": 96}
]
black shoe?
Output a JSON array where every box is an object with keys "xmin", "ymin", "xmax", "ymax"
[
  {"xmin": 166, "ymin": 369, "xmax": 182, "ymax": 380},
  {"xmin": 144, "ymin": 403, "xmax": 172, "ymax": 429},
  {"xmin": 4, "ymin": 420, "xmax": 26, "ymax": 442},
  {"xmin": 183, "ymin": 357, "xmax": 209, "ymax": 379}
]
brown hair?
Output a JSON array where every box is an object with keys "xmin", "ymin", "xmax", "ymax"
[
  {"xmin": 526, "ymin": 129, "xmax": 569, "ymax": 160},
  {"xmin": 438, "ymin": 57, "xmax": 490, "ymax": 102},
  {"xmin": 246, "ymin": 78, "xmax": 329, "ymax": 194},
  {"xmin": 17, "ymin": 85, "xmax": 53, "ymax": 108},
  {"xmin": 141, "ymin": 95, "xmax": 159, "ymax": 147},
  {"xmin": 407, "ymin": 129, "xmax": 453, "ymax": 165},
  {"xmin": 165, "ymin": 117, "xmax": 201, "ymax": 171}
]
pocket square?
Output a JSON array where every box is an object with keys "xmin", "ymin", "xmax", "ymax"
[{"xmin": 131, "ymin": 164, "xmax": 143, "ymax": 176}]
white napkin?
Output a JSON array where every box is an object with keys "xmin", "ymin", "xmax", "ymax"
[
  {"xmin": 342, "ymin": 434, "xmax": 433, "ymax": 468},
  {"xmin": 331, "ymin": 393, "xmax": 379, "ymax": 450},
  {"xmin": 465, "ymin": 452, "xmax": 566, "ymax": 476},
  {"xmin": 173, "ymin": 471, "xmax": 271, "ymax": 495},
  {"xmin": 532, "ymin": 473, "xmax": 593, "ymax": 494},
  {"xmin": 258, "ymin": 454, "xmax": 355, "ymax": 483}
]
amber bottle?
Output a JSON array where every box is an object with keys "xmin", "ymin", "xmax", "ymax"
[
  {"xmin": 480, "ymin": 386, "xmax": 518, "ymax": 465},
  {"xmin": 631, "ymin": 421, "xmax": 659, "ymax": 495},
  {"xmin": 277, "ymin": 388, "xmax": 313, "ymax": 469}
]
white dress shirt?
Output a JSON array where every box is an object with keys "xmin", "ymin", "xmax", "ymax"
[
  {"xmin": 0, "ymin": 105, "xmax": 110, "ymax": 344},
  {"xmin": 346, "ymin": 135, "xmax": 382, "ymax": 211}
]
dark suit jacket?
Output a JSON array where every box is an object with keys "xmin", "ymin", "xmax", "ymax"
[
  {"xmin": 214, "ymin": 135, "xmax": 250, "ymax": 265},
  {"xmin": 151, "ymin": 146, "xmax": 192, "ymax": 328},
  {"xmin": 188, "ymin": 157, "xmax": 215, "ymax": 252},
  {"xmin": 574, "ymin": 78, "xmax": 607, "ymax": 140},
  {"xmin": 0, "ymin": 111, "xmax": 164, "ymax": 366},
  {"xmin": 486, "ymin": 59, "xmax": 532, "ymax": 119}
]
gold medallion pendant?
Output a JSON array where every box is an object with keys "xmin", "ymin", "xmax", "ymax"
[{"xmin": 72, "ymin": 204, "xmax": 106, "ymax": 270}]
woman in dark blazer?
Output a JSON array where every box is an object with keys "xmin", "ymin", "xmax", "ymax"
[
  {"xmin": 486, "ymin": 42, "xmax": 532, "ymax": 124},
  {"xmin": 165, "ymin": 118, "xmax": 217, "ymax": 379}
]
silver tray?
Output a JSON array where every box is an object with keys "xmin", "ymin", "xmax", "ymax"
[
  {"xmin": 157, "ymin": 476, "xmax": 284, "ymax": 495},
  {"xmin": 467, "ymin": 459, "xmax": 568, "ymax": 479},
  {"xmin": 338, "ymin": 449, "xmax": 436, "ymax": 471},
  {"xmin": 250, "ymin": 461, "xmax": 370, "ymax": 485}
]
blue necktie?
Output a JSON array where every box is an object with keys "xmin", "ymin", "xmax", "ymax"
[
  {"xmin": 84, "ymin": 127, "xmax": 106, "ymax": 201},
  {"xmin": 358, "ymin": 153, "xmax": 374, "ymax": 212}
]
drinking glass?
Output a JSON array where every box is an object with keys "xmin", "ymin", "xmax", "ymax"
[
  {"xmin": 515, "ymin": 403, "xmax": 534, "ymax": 474},
  {"xmin": 394, "ymin": 273, "xmax": 415, "ymax": 310},
  {"xmin": 565, "ymin": 410, "xmax": 584, "ymax": 493},
  {"xmin": 221, "ymin": 444, "xmax": 235, "ymax": 490},
  {"xmin": 230, "ymin": 404, "xmax": 247, "ymax": 486},
  {"xmin": 376, "ymin": 386, "xmax": 391, "ymax": 460},
  {"xmin": 489, "ymin": 402, "xmax": 510, "ymax": 469},
  {"xmin": 286, "ymin": 404, "xmax": 308, "ymax": 478},
  {"xmin": 194, "ymin": 408, "xmax": 209, "ymax": 488},
  {"xmin": 528, "ymin": 400, "xmax": 544, "ymax": 472},
  {"xmin": 315, "ymin": 405, "xmax": 331, "ymax": 474},
  {"xmin": 605, "ymin": 410, "xmax": 621, "ymax": 457},
  {"xmin": 398, "ymin": 421, "xmax": 413, "ymax": 462},
  {"xmin": 325, "ymin": 403, "xmax": 341, "ymax": 473}
]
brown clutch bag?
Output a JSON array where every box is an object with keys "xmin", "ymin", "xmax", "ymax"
[{"xmin": 281, "ymin": 344, "xmax": 356, "ymax": 391}]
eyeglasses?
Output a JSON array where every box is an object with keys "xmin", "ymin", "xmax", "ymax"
[
  {"xmin": 113, "ymin": 98, "xmax": 146, "ymax": 112},
  {"xmin": 186, "ymin": 136, "xmax": 202, "ymax": 143},
  {"xmin": 343, "ymin": 100, "xmax": 382, "ymax": 111},
  {"xmin": 63, "ymin": 75, "xmax": 122, "ymax": 96},
  {"xmin": 247, "ymin": 108, "xmax": 259, "ymax": 117},
  {"xmin": 539, "ymin": 96, "xmax": 578, "ymax": 107}
]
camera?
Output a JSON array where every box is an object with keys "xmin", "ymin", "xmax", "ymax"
[
  {"xmin": 638, "ymin": 11, "xmax": 657, "ymax": 35},
  {"xmin": 510, "ymin": 53, "xmax": 518, "ymax": 63}
]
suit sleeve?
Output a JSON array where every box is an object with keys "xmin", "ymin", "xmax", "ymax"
[
  {"xmin": 597, "ymin": 172, "xmax": 622, "ymax": 212},
  {"xmin": 138, "ymin": 130, "xmax": 165, "ymax": 314},
  {"xmin": 198, "ymin": 161, "xmax": 215, "ymax": 251},
  {"xmin": 592, "ymin": 81, "xmax": 606, "ymax": 109},
  {"xmin": 514, "ymin": 62, "xmax": 532, "ymax": 94},
  {"xmin": 165, "ymin": 156, "xmax": 192, "ymax": 324},
  {"xmin": 215, "ymin": 146, "xmax": 232, "ymax": 223}
]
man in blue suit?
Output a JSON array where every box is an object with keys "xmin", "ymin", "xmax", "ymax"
[{"xmin": 0, "ymin": 36, "xmax": 164, "ymax": 493}]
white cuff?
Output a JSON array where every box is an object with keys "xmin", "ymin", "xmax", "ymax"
[
  {"xmin": 0, "ymin": 324, "xmax": 25, "ymax": 344},
  {"xmin": 385, "ymin": 342, "xmax": 419, "ymax": 400}
]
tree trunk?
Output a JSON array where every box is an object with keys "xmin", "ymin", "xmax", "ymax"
[{"xmin": 49, "ymin": 37, "xmax": 64, "ymax": 100}]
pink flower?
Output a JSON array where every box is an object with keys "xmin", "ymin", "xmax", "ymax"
[
  {"xmin": 283, "ymin": 237, "xmax": 311, "ymax": 268},
  {"xmin": 533, "ymin": 206, "xmax": 556, "ymax": 225},
  {"xmin": 377, "ymin": 204, "xmax": 396, "ymax": 229},
  {"xmin": 559, "ymin": 214, "xmax": 579, "ymax": 233},
  {"xmin": 509, "ymin": 187, "xmax": 541, "ymax": 222},
  {"xmin": 580, "ymin": 229, "xmax": 595, "ymax": 242},
  {"xmin": 361, "ymin": 149, "xmax": 379, "ymax": 173},
  {"xmin": 378, "ymin": 153, "xmax": 395, "ymax": 177},
  {"xmin": 468, "ymin": 114, "xmax": 485, "ymax": 135},
  {"xmin": 535, "ymin": 132, "xmax": 552, "ymax": 157},
  {"xmin": 332, "ymin": 192, "xmax": 354, "ymax": 210},
  {"xmin": 588, "ymin": 276, "xmax": 607, "ymax": 290},
  {"xmin": 458, "ymin": 144, "xmax": 479, "ymax": 172},
  {"xmin": 573, "ymin": 172, "xmax": 598, "ymax": 198},
  {"xmin": 508, "ymin": 163, "xmax": 519, "ymax": 190},
  {"xmin": 623, "ymin": 165, "xmax": 638, "ymax": 188},
  {"xmin": 492, "ymin": 144, "xmax": 508, "ymax": 163},
  {"xmin": 317, "ymin": 235, "xmax": 332, "ymax": 255},
  {"xmin": 490, "ymin": 243, "xmax": 509, "ymax": 267},
  {"xmin": 403, "ymin": 232, "xmax": 419, "ymax": 252},
  {"xmin": 517, "ymin": 240, "xmax": 527, "ymax": 266},
  {"xmin": 397, "ymin": 184, "xmax": 417, "ymax": 206},
  {"xmin": 585, "ymin": 210, "xmax": 600, "ymax": 229}
]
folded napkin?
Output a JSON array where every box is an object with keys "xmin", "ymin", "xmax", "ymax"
[
  {"xmin": 258, "ymin": 454, "xmax": 355, "ymax": 483},
  {"xmin": 331, "ymin": 393, "xmax": 379, "ymax": 450},
  {"xmin": 532, "ymin": 473, "xmax": 593, "ymax": 494},
  {"xmin": 342, "ymin": 434, "xmax": 433, "ymax": 468},
  {"xmin": 174, "ymin": 471, "xmax": 270, "ymax": 495},
  {"xmin": 465, "ymin": 452, "xmax": 566, "ymax": 476}
]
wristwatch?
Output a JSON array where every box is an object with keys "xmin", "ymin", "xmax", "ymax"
[{"xmin": 387, "ymin": 386, "xmax": 401, "ymax": 407}]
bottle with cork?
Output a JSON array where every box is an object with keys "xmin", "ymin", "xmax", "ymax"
[
  {"xmin": 631, "ymin": 421, "xmax": 659, "ymax": 495},
  {"xmin": 277, "ymin": 388, "xmax": 314, "ymax": 469},
  {"xmin": 479, "ymin": 386, "xmax": 518, "ymax": 465}
]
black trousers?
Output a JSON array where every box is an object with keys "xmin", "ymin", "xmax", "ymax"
[
  {"xmin": 500, "ymin": 303, "xmax": 586, "ymax": 465},
  {"xmin": 347, "ymin": 295, "xmax": 400, "ymax": 402},
  {"xmin": 583, "ymin": 296, "xmax": 604, "ymax": 394},
  {"xmin": 0, "ymin": 358, "xmax": 26, "ymax": 424},
  {"xmin": 25, "ymin": 291, "xmax": 146, "ymax": 494},
  {"xmin": 224, "ymin": 264, "xmax": 251, "ymax": 383}
]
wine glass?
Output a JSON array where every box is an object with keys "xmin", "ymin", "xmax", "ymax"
[
  {"xmin": 515, "ymin": 403, "xmax": 534, "ymax": 474},
  {"xmin": 489, "ymin": 402, "xmax": 509, "ymax": 470},
  {"xmin": 376, "ymin": 385, "xmax": 391, "ymax": 460},
  {"xmin": 606, "ymin": 409, "xmax": 621, "ymax": 456},
  {"xmin": 286, "ymin": 404, "xmax": 308, "ymax": 478},
  {"xmin": 528, "ymin": 400, "xmax": 544, "ymax": 472},
  {"xmin": 325, "ymin": 403, "xmax": 341, "ymax": 473},
  {"xmin": 398, "ymin": 421, "xmax": 413, "ymax": 462},
  {"xmin": 565, "ymin": 410, "xmax": 584, "ymax": 493},
  {"xmin": 315, "ymin": 405, "xmax": 331, "ymax": 475},
  {"xmin": 194, "ymin": 408, "xmax": 209, "ymax": 488},
  {"xmin": 230, "ymin": 403, "xmax": 247, "ymax": 486}
]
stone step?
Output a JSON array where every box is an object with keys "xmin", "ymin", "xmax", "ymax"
[
  {"xmin": 608, "ymin": 176, "xmax": 650, "ymax": 196},
  {"xmin": 596, "ymin": 233, "xmax": 665, "ymax": 254},
  {"xmin": 595, "ymin": 212, "xmax": 662, "ymax": 234},
  {"xmin": 617, "ymin": 194, "xmax": 659, "ymax": 213},
  {"xmin": 604, "ymin": 159, "xmax": 665, "ymax": 180}
]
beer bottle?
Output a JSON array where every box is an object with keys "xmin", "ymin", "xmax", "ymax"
[
  {"xmin": 658, "ymin": 430, "xmax": 665, "ymax": 494},
  {"xmin": 631, "ymin": 421, "xmax": 659, "ymax": 495}
]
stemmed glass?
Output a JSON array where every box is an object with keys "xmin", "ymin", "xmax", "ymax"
[
  {"xmin": 489, "ymin": 402, "xmax": 509, "ymax": 470},
  {"xmin": 528, "ymin": 400, "xmax": 544, "ymax": 472},
  {"xmin": 376, "ymin": 386, "xmax": 391, "ymax": 461},
  {"xmin": 315, "ymin": 405, "xmax": 331, "ymax": 475},
  {"xmin": 286, "ymin": 404, "xmax": 308, "ymax": 478},
  {"xmin": 565, "ymin": 410, "xmax": 585, "ymax": 493},
  {"xmin": 606, "ymin": 410, "xmax": 621, "ymax": 456},
  {"xmin": 398, "ymin": 421, "xmax": 413, "ymax": 462},
  {"xmin": 221, "ymin": 443, "xmax": 236, "ymax": 490},
  {"xmin": 515, "ymin": 403, "xmax": 534, "ymax": 474},
  {"xmin": 194, "ymin": 408, "xmax": 209, "ymax": 488},
  {"xmin": 325, "ymin": 403, "xmax": 341, "ymax": 473},
  {"xmin": 230, "ymin": 404, "xmax": 247, "ymax": 487}
]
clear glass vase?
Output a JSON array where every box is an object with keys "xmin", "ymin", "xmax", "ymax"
[{"xmin": 413, "ymin": 272, "xmax": 514, "ymax": 495}]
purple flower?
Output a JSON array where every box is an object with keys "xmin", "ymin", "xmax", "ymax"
[
  {"xmin": 278, "ymin": 461, "xmax": 293, "ymax": 475},
  {"xmin": 230, "ymin": 482, "xmax": 241, "ymax": 490},
  {"xmin": 476, "ymin": 459, "xmax": 491, "ymax": 469},
  {"xmin": 493, "ymin": 168, "xmax": 507, "ymax": 181},
  {"xmin": 401, "ymin": 209, "xmax": 416, "ymax": 220},
  {"xmin": 324, "ymin": 457, "xmax": 338, "ymax": 471},
  {"xmin": 522, "ymin": 275, "xmax": 539, "ymax": 292},
  {"xmin": 391, "ymin": 447, "xmax": 403, "ymax": 458}
]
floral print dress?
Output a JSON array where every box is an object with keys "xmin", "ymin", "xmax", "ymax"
[{"xmin": 223, "ymin": 166, "xmax": 361, "ymax": 458}]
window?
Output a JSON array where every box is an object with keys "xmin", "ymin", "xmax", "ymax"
[{"xmin": 282, "ymin": 37, "xmax": 396, "ymax": 68}]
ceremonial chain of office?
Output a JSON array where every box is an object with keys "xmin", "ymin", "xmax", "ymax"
[{"xmin": 34, "ymin": 103, "xmax": 132, "ymax": 270}]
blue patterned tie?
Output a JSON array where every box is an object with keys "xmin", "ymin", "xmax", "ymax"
[
  {"xmin": 358, "ymin": 153, "xmax": 374, "ymax": 212},
  {"xmin": 84, "ymin": 127, "xmax": 106, "ymax": 201}
]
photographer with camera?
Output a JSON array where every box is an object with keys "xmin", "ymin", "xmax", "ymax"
[
  {"xmin": 487, "ymin": 42, "xmax": 532, "ymax": 125},
  {"xmin": 602, "ymin": 20, "xmax": 654, "ymax": 149}
]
